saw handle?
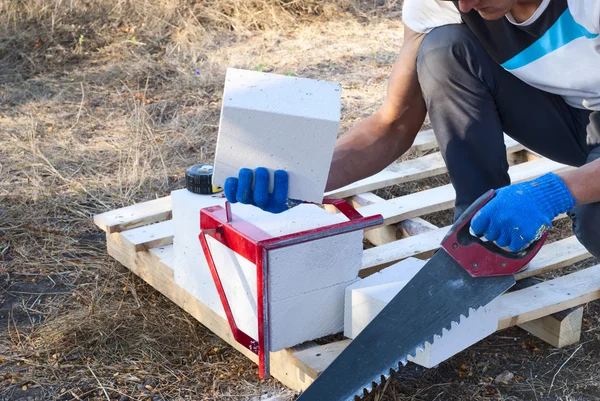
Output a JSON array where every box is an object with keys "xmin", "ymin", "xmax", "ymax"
[{"xmin": 441, "ymin": 189, "xmax": 549, "ymax": 277}]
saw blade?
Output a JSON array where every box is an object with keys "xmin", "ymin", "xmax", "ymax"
[{"xmin": 295, "ymin": 249, "xmax": 515, "ymax": 401}]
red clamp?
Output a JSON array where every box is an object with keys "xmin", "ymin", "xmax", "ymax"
[{"xmin": 199, "ymin": 199, "xmax": 383, "ymax": 379}]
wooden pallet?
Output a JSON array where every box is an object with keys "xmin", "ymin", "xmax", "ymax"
[{"xmin": 94, "ymin": 129, "xmax": 598, "ymax": 392}]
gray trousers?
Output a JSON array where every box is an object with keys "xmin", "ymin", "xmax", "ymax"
[{"xmin": 415, "ymin": 24, "xmax": 600, "ymax": 259}]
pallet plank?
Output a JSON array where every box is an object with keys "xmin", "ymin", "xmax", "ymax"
[
  {"xmin": 121, "ymin": 220, "xmax": 174, "ymax": 251},
  {"xmin": 498, "ymin": 264, "xmax": 600, "ymax": 329},
  {"xmin": 325, "ymin": 136, "xmax": 523, "ymax": 199},
  {"xmin": 362, "ymin": 213, "xmax": 574, "ymax": 273},
  {"xmin": 410, "ymin": 129, "xmax": 437, "ymax": 152},
  {"xmin": 515, "ymin": 236, "xmax": 591, "ymax": 281},
  {"xmin": 293, "ymin": 339, "xmax": 351, "ymax": 379},
  {"xmin": 362, "ymin": 229, "xmax": 588, "ymax": 280},
  {"xmin": 361, "ymin": 227, "xmax": 447, "ymax": 274},
  {"xmin": 357, "ymin": 158, "xmax": 573, "ymax": 226},
  {"xmin": 150, "ymin": 245, "xmax": 175, "ymax": 270},
  {"xmin": 94, "ymin": 196, "xmax": 172, "ymax": 233}
]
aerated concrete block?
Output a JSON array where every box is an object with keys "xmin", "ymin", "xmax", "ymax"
[
  {"xmin": 344, "ymin": 258, "xmax": 499, "ymax": 368},
  {"xmin": 172, "ymin": 188, "xmax": 363, "ymax": 351},
  {"xmin": 212, "ymin": 68, "xmax": 342, "ymax": 204}
]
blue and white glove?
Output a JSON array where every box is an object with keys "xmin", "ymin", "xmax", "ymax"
[
  {"xmin": 224, "ymin": 167, "xmax": 302, "ymax": 214},
  {"xmin": 470, "ymin": 172, "xmax": 577, "ymax": 252}
]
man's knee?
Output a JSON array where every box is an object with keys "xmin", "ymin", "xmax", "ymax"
[
  {"xmin": 569, "ymin": 204, "xmax": 600, "ymax": 259},
  {"xmin": 416, "ymin": 24, "xmax": 484, "ymax": 91},
  {"xmin": 569, "ymin": 146, "xmax": 600, "ymax": 258}
]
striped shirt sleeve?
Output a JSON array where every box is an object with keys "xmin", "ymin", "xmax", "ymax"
[{"xmin": 569, "ymin": 0, "xmax": 600, "ymax": 34}]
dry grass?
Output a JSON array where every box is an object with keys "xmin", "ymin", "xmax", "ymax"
[
  {"xmin": 0, "ymin": 1, "xmax": 407, "ymax": 400},
  {"xmin": 1, "ymin": 1, "xmax": 599, "ymax": 401}
]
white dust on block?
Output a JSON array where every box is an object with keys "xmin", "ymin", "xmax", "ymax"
[
  {"xmin": 212, "ymin": 68, "xmax": 342, "ymax": 204},
  {"xmin": 344, "ymin": 257, "xmax": 499, "ymax": 368},
  {"xmin": 172, "ymin": 188, "xmax": 363, "ymax": 351}
]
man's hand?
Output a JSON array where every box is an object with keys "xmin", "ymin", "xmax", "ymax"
[
  {"xmin": 471, "ymin": 172, "xmax": 577, "ymax": 252},
  {"xmin": 224, "ymin": 167, "xmax": 301, "ymax": 214}
]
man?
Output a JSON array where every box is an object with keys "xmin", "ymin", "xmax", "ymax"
[{"xmin": 224, "ymin": 0, "xmax": 600, "ymax": 258}]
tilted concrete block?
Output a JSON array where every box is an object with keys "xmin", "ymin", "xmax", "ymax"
[
  {"xmin": 344, "ymin": 257, "xmax": 499, "ymax": 368},
  {"xmin": 172, "ymin": 189, "xmax": 363, "ymax": 351},
  {"xmin": 212, "ymin": 68, "xmax": 342, "ymax": 204}
]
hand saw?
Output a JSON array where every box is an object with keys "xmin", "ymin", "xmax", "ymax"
[{"xmin": 295, "ymin": 188, "xmax": 549, "ymax": 400}]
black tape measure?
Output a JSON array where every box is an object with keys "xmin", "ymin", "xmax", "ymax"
[{"xmin": 185, "ymin": 164, "xmax": 223, "ymax": 195}]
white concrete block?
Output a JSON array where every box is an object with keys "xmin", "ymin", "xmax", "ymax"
[
  {"xmin": 407, "ymin": 301, "xmax": 499, "ymax": 368},
  {"xmin": 344, "ymin": 257, "xmax": 500, "ymax": 368},
  {"xmin": 344, "ymin": 258, "xmax": 426, "ymax": 339},
  {"xmin": 172, "ymin": 188, "xmax": 363, "ymax": 351},
  {"xmin": 212, "ymin": 68, "xmax": 342, "ymax": 204},
  {"xmin": 271, "ymin": 278, "xmax": 359, "ymax": 350}
]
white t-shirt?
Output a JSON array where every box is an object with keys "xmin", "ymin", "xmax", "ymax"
[{"xmin": 402, "ymin": 0, "xmax": 600, "ymax": 112}]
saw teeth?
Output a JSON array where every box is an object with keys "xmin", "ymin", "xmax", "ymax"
[{"xmin": 350, "ymin": 304, "xmax": 490, "ymax": 401}]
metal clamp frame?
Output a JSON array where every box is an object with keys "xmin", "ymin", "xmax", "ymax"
[{"xmin": 198, "ymin": 199, "xmax": 383, "ymax": 379}]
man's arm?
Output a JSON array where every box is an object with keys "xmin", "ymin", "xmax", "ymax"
[
  {"xmin": 325, "ymin": 25, "xmax": 427, "ymax": 192},
  {"xmin": 559, "ymin": 158, "xmax": 600, "ymax": 205}
]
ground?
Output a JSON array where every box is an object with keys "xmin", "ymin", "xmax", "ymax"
[{"xmin": 1, "ymin": 1, "xmax": 600, "ymax": 400}]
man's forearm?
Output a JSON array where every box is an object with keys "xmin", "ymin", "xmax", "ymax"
[
  {"xmin": 324, "ymin": 25, "xmax": 427, "ymax": 193},
  {"xmin": 559, "ymin": 158, "xmax": 600, "ymax": 205},
  {"xmin": 325, "ymin": 111, "xmax": 423, "ymax": 191}
]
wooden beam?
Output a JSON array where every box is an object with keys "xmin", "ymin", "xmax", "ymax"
[
  {"xmin": 325, "ymin": 135, "xmax": 523, "ymax": 199},
  {"xmin": 105, "ymin": 231, "xmax": 316, "ymax": 392},
  {"xmin": 350, "ymin": 193, "xmax": 399, "ymax": 246},
  {"xmin": 518, "ymin": 306, "xmax": 583, "ymax": 348},
  {"xmin": 507, "ymin": 278, "xmax": 584, "ymax": 348},
  {"xmin": 94, "ymin": 196, "xmax": 172, "ymax": 234},
  {"xmin": 507, "ymin": 149, "xmax": 542, "ymax": 165},
  {"xmin": 398, "ymin": 217, "xmax": 438, "ymax": 238}
]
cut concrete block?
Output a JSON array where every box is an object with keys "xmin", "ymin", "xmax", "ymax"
[
  {"xmin": 344, "ymin": 257, "xmax": 499, "ymax": 368},
  {"xmin": 344, "ymin": 258, "xmax": 426, "ymax": 339},
  {"xmin": 172, "ymin": 188, "xmax": 363, "ymax": 351},
  {"xmin": 212, "ymin": 68, "xmax": 342, "ymax": 204},
  {"xmin": 408, "ymin": 301, "xmax": 499, "ymax": 368}
]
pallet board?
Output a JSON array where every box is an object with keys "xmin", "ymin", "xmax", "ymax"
[
  {"xmin": 94, "ymin": 131, "xmax": 598, "ymax": 393},
  {"xmin": 325, "ymin": 133, "xmax": 524, "ymax": 199}
]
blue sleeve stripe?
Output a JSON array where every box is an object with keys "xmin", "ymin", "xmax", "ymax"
[{"xmin": 501, "ymin": 10, "xmax": 599, "ymax": 71}]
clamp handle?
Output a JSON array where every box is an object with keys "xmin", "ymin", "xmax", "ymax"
[{"xmin": 441, "ymin": 189, "xmax": 549, "ymax": 277}]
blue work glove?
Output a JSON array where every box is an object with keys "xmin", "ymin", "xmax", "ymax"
[
  {"xmin": 470, "ymin": 172, "xmax": 577, "ymax": 252},
  {"xmin": 224, "ymin": 167, "xmax": 302, "ymax": 214}
]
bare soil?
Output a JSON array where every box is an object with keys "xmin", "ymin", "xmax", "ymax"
[{"xmin": 1, "ymin": 1, "xmax": 599, "ymax": 400}]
